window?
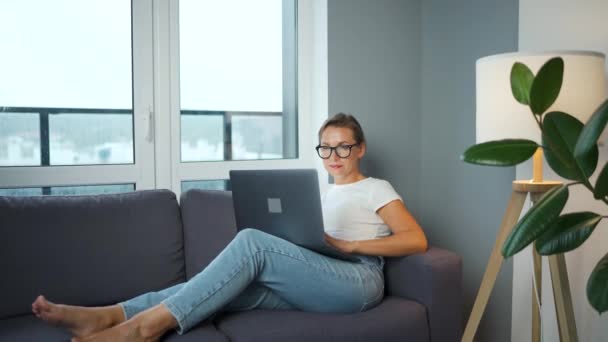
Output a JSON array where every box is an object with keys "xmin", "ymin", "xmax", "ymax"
[
  {"xmin": 178, "ymin": 0, "xmax": 297, "ymax": 163},
  {"xmin": 0, "ymin": 187, "xmax": 42, "ymax": 196},
  {"xmin": 49, "ymin": 112, "xmax": 133, "ymax": 166},
  {"xmin": 0, "ymin": 0, "xmax": 134, "ymax": 167},
  {"xmin": 0, "ymin": 0, "xmax": 328, "ymax": 197},
  {"xmin": 0, "ymin": 113, "xmax": 40, "ymax": 166},
  {"xmin": 0, "ymin": 0, "xmax": 155, "ymax": 195},
  {"xmin": 0, "ymin": 184, "xmax": 134, "ymax": 196},
  {"xmin": 181, "ymin": 180, "xmax": 230, "ymax": 192}
]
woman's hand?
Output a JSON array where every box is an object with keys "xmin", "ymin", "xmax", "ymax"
[{"xmin": 324, "ymin": 233, "xmax": 359, "ymax": 254}]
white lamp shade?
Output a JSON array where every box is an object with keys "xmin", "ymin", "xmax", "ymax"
[{"xmin": 476, "ymin": 51, "xmax": 607, "ymax": 143}]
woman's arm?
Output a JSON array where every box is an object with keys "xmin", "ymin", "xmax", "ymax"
[{"xmin": 324, "ymin": 200, "xmax": 428, "ymax": 257}]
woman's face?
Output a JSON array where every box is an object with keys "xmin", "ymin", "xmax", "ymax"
[{"xmin": 319, "ymin": 126, "xmax": 366, "ymax": 182}]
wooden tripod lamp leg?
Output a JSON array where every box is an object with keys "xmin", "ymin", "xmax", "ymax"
[
  {"xmin": 461, "ymin": 191, "xmax": 527, "ymax": 342},
  {"xmin": 549, "ymin": 254, "xmax": 578, "ymax": 342},
  {"xmin": 532, "ymin": 248, "xmax": 542, "ymax": 342},
  {"xmin": 530, "ymin": 192, "xmax": 543, "ymax": 342}
]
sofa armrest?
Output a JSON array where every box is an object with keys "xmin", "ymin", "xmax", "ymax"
[{"xmin": 384, "ymin": 246, "xmax": 463, "ymax": 342}]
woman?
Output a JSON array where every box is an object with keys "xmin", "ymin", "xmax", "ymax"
[{"xmin": 31, "ymin": 113, "xmax": 428, "ymax": 342}]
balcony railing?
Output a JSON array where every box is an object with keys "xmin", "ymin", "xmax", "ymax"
[{"xmin": 1, "ymin": 106, "xmax": 283, "ymax": 165}]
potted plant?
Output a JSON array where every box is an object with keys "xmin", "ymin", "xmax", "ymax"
[{"xmin": 462, "ymin": 56, "xmax": 608, "ymax": 313}]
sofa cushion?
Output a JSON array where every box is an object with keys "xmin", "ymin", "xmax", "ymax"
[
  {"xmin": 0, "ymin": 315, "xmax": 228, "ymax": 342},
  {"xmin": 215, "ymin": 296, "xmax": 429, "ymax": 342},
  {"xmin": 180, "ymin": 190, "xmax": 237, "ymax": 279},
  {"xmin": 385, "ymin": 247, "xmax": 463, "ymax": 342},
  {"xmin": 0, "ymin": 315, "xmax": 71, "ymax": 342},
  {"xmin": 163, "ymin": 322, "xmax": 229, "ymax": 342},
  {"xmin": 0, "ymin": 190, "xmax": 185, "ymax": 319}
]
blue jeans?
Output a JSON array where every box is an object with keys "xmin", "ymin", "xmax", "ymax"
[{"xmin": 119, "ymin": 229, "xmax": 385, "ymax": 334}]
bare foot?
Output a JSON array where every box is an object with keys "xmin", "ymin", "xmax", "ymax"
[
  {"xmin": 72, "ymin": 317, "xmax": 160, "ymax": 342},
  {"xmin": 32, "ymin": 295, "xmax": 119, "ymax": 337},
  {"xmin": 71, "ymin": 304, "xmax": 176, "ymax": 342}
]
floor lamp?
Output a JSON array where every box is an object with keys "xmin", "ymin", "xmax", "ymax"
[{"xmin": 461, "ymin": 51, "xmax": 607, "ymax": 342}]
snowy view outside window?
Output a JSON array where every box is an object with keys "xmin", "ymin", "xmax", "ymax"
[
  {"xmin": 0, "ymin": 0, "xmax": 133, "ymax": 166},
  {"xmin": 0, "ymin": 0, "xmax": 294, "ymax": 167},
  {"xmin": 179, "ymin": 0, "xmax": 288, "ymax": 161}
]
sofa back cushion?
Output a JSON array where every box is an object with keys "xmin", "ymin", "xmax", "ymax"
[
  {"xmin": 180, "ymin": 190, "xmax": 237, "ymax": 279},
  {"xmin": 0, "ymin": 190, "xmax": 185, "ymax": 319}
]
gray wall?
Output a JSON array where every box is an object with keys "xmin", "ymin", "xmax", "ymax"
[
  {"xmin": 328, "ymin": 0, "xmax": 422, "ymax": 216},
  {"xmin": 420, "ymin": 1, "xmax": 518, "ymax": 341},
  {"xmin": 328, "ymin": 0, "xmax": 518, "ymax": 341}
]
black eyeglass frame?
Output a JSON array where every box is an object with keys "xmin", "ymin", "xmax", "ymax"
[{"xmin": 315, "ymin": 143, "xmax": 360, "ymax": 159}]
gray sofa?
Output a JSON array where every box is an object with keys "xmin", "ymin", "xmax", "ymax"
[{"xmin": 0, "ymin": 189, "xmax": 463, "ymax": 341}]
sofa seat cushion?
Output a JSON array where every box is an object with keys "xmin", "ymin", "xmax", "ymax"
[
  {"xmin": 0, "ymin": 315, "xmax": 72, "ymax": 342},
  {"xmin": 215, "ymin": 296, "xmax": 429, "ymax": 342},
  {"xmin": 0, "ymin": 315, "xmax": 228, "ymax": 342},
  {"xmin": 162, "ymin": 322, "xmax": 228, "ymax": 342}
]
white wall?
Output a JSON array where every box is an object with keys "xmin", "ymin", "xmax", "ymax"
[{"xmin": 514, "ymin": 1, "xmax": 608, "ymax": 341}]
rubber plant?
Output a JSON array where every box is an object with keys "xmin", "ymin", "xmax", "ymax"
[{"xmin": 462, "ymin": 56, "xmax": 608, "ymax": 314}]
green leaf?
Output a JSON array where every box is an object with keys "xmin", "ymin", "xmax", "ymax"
[
  {"xmin": 511, "ymin": 62, "xmax": 535, "ymax": 105},
  {"xmin": 535, "ymin": 212, "xmax": 601, "ymax": 255},
  {"xmin": 594, "ymin": 162, "xmax": 608, "ymax": 199},
  {"xmin": 574, "ymin": 99, "xmax": 608, "ymax": 159},
  {"xmin": 530, "ymin": 57, "xmax": 564, "ymax": 115},
  {"xmin": 461, "ymin": 139, "xmax": 538, "ymax": 166},
  {"xmin": 587, "ymin": 252, "xmax": 608, "ymax": 314},
  {"xmin": 542, "ymin": 112, "xmax": 599, "ymax": 180},
  {"xmin": 502, "ymin": 185, "xmax": 569, "ymax": 257}
]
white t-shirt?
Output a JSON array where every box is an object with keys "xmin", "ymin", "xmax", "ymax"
[{"xmin": 322, "ymin": 177, "xmax": 402, "ymax": 241}]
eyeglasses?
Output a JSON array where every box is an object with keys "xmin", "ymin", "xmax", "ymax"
[{"xmin": 315, "ymin": 143, "xmax": 360, "ymax": 159}]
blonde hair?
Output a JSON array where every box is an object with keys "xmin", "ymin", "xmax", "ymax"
[{"xmin": 318, "ymin": 113, "xmax": 366, "ymax": 144}]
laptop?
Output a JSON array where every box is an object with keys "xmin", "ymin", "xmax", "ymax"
[{"xmin": 229, "ymin": 169, "xmax": 360, "ymax": 263}]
